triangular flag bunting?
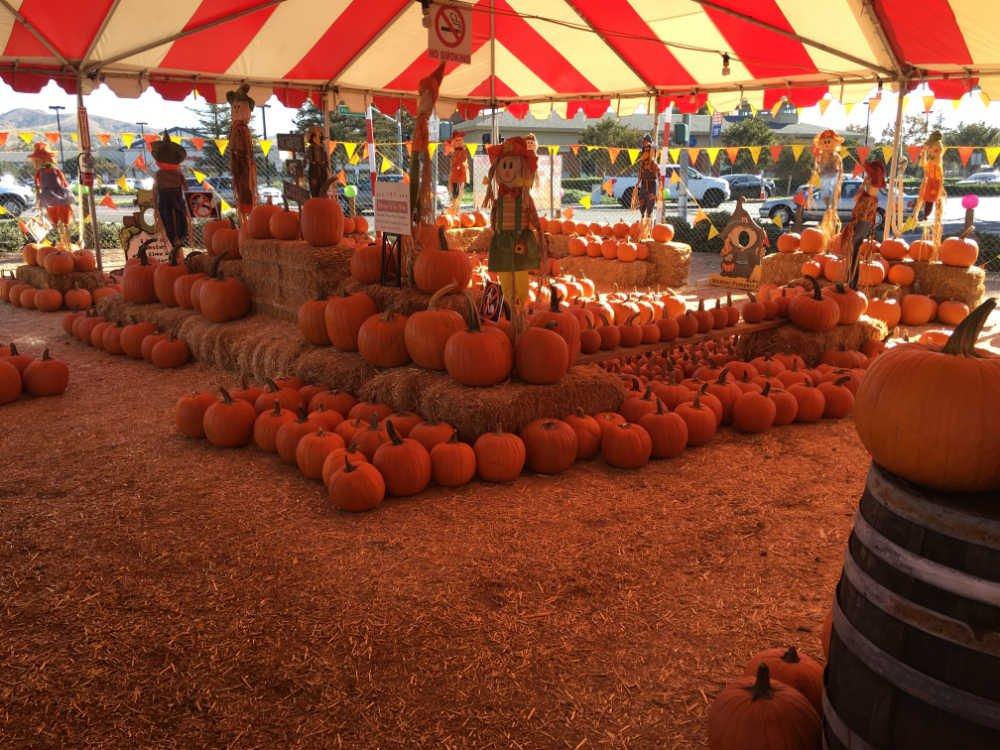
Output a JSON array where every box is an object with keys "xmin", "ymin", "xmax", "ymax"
[
  {"xmin": 922, "ymin": 94, "xmax": 935, "ymax": 112},
  {"xmin": 693, "ymin": 209, "xmax": 709, "ymax": 224},
  {"xmin": 219, "ymin": 198, "xmax": 233, "ymax": 214},
  {"xmin": 169, "ymin": 135, "xmax": 182, "ymax": 145},
  {"xmin": 601, "ymin": 179, "xmax": 614, "ymax": 196},
  {"xmin": 0, "ymin": 132, "xmax": 7, "ymax": 147},
  {"xmin": 627, "ymin": 148, "xmax": 640, "ymax": 165},
  {"xmin": 380, "ymin": 156, "xmax": 393, "ymax": 173},
  {"xmin": 952, "ymin": 98, "xmax": 963, "ymax": 111},
  {"xmin": 808, "ymin": 172, "xmax": 821, "ymax": 187},
  {"xmin": 868, "ymin": 96, "xmax": 881, "ymax": 113},
  {"xmin": 773, "ymin": 212, "xmax": 784, "ymax": 228},
  {"xmin": 725, "ymin": 147, "xmax": 739, "ymax": 164},
  {"xmin": 669, "ymin": 170, "xmax": 680, "ymax": 185},
  {"xmin": 881, "ymin": 146, "xmax": 893, "ymax": 162},
  {"xmin": 956, "ymin": 146, "xmax": 974, "ymax": 166},
  {"xmin": 768, "ymin": 145, "xmax": 782, "ymax": 163},
  {"xmin": 907, "ymin": 145, "xmax": 922, "ymax": 163},
  {"xmin": 214, "ymin": 138, "xmax": 228, "ymax": 156},
  {"xmin": 686, "ymin": 147, "xmax": 700, "ymax": 164},
  {"xmin": 100, "ymin": 193, "xmax": 116, "ymax": 209},
  {"xmin": 579, "ymin": 194, "xmax": 591, "ymax": 209},
  {"xmin": 116, "ymin": 175, "xmax": 128, "ymax": 190},
  {"xmin": 192, "ymin": 169, "xmax": 207, "ymax": 184},
  {"xmin": 336, "ymin": 170, "xmax": 347, "ymax": 186},
  {"xmin": 404, "ymin": 141, "xmax": 412, "ymax": 155},
  {"xmin": 607, "ymin": 147, "xmax": 620, "ymax": 164},
  {"xmin": 191, "ymin": 137, "xmax": 205, "ymax": 150},
  {"xmin": 844, "ymin": 103, "xmax": 855, "ymax": 116},
  {"xmin": 985, "ymin": 146, "xmax": 1000, "ymax": 166},
  {"xmin": 327, "ymin": 140, "xmax": 338, "ymax": 155},
  {"xmin": 668, "ymin": 147, "xmax": 681, "ymax": 163},
  {"xmin": 901, "ymin": 215, "xmax": 918, "ymax": 232},
  {"xmin": 121, "ymin": 133, "xmax": 135, "ymax": 148},
  {"xmin": 770, "ymin": 98, "xmax": 785, "ymax": 118},
  {"xmin": 0, "ymin": 204, "xmax": 7, "ymax": 215},
  {"xmin": 19, "ymin": 131, "xmax": 35, "ymax": 145},
  {"xmin": 748, "ymin": 146, "xmax": 762, "ymax": 164},
  {"xmin": 343, "ymin": 142, "xmax": 358, "ymax": 160},
  {"xmin": 70, "ymin": 133, "xmax": 78, "ymax": 143},
  {"xmin": 427, "ymin": 142, "xmax": 439, "ymax": 158},
  {"xmin": 144, "ymin": 134, "xmax": 158, "ymax": 147},
  {"xmin": 570, "ymin": 144, "xmax": 580, "ymax": 157},
  {"xmin": 852, "ymin": 162, "xmax": 864, "ymax": 177},
  {"xmin": 467, "ymin": 142, "xmax": 479, "ymax": 157},
  {"xmin": 980, "ymin": 90, "xmax": 991, "ymax": 107},
  {"xmin": 705, "ymin": 147, "xmax": 720, "ymax": 165},
  {"xmin": 791, "ymin": 144, "xmax": 805, "ymax": 161},
  {"xmin": 349, "ymin": 151, "xmax": 361, "ymax": 165},
  {"xmin": 133, "ymin": 154, "xmax": 147, "ymax": 172},
  {"xmin": 818, "ymin": 99, "xmax": 831, "ymax": 116},
  {"xmin": 97, "ymin": 133, "xmax": 111, "ymax": 146},
  {"xmin": 45, "ymin": 131, "xmax": 59, "ymax": 144},
  {"xmin": 707, "ymin": 224, "xmax": 720, "ymax": 239},
  {"xmin": 259, "ymin": 139, "xmax": 273, "ymax": 157},
  {"xmin": 856, "ymin": 146, "xmax": 870, "ymax": 163},
  {"xmin": 546, "ymin": 145, "xmax": 559, "ymax": 157}
]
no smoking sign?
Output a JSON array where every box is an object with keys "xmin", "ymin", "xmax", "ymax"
[{"xmin": 428, "ymin": 3, "xmax": 472, "ymax": 64}]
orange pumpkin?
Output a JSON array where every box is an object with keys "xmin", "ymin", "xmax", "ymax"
[
  {"xmin": 43, "ymin": 249, "xmax": 75, "ymax": 275},
  {"xmin": 887, "ymin": 262, "xmax": 915, "ymax": 286},
  {"xmin": 651, "ymin": 223, "xmax": 674, "ymax": 243},
  {"xmin": 867, "ymin": 294, "xmax": 901, "ymax": 328},
  {"xmin": 880, "ymin": 237, "xmax": 908, "ymax": 260},
  {"xmin": 939, "ymin": 235, "xmax": 978, "ymax": 267},
  {"xmin": 936, "ymin": 299, "xmax": 969, "ymax": 326},
  {"xmin": 413, "ymin": 243, "xmax": 472, "ymax": 294},
  {"xmin": 617, "ymin": 241, "xmax": 638, "ymax": 263},
  {"xmin": 798, "ymin": 227, "xmax": 826, "ymax": 254},
  {"xmin": 907, "ymin": 239, "xmax": 934, "ymax": 261},
  {"xmin": 301, "ymin": 197, "xmax": 345, "ymax": 247},
  {"xmin": 357, "ymin": 310, "xmax": 411, "ymax": 368},
  {"xmin": 900, "ymin": 293, "xmax": 937, "ymax": 326},
  {"xmin": 269, "ymin": 209, "xmax": 300, "ymax": 241},
  {"xmin": 349, "ymin": 242, "xmax": 382, "ymax": 284},
  {"xmin": 248, "ymin": 201, "xmax": 282, "ymax": 239},
  {"xmin": 776, "ymin": 232, "xmax": 800, "ymax": 253}
]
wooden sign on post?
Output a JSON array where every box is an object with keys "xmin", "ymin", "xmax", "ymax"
[
  {"xmin": 374, "ymin": 180, "xmax": 411, "ymax": 288},
  {"xmin": 428, "ymin": 2, "xmax": 472, "ymax": 64}
]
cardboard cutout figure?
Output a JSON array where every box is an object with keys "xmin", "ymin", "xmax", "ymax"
[
  {"xmin": 305, "ymin": 125, "xmax": 330, "ymax": 198},
  {"xmin": 810, "ymin": 129, "xmax": 844, "ymax": 235},
  {"xmin": 483, "ymin": 137, "xmax": 541, "ymax": 305},
  {"xmin": 446, "ymin": 131, "xmax": 468, "ymax": 214},
  {"xmin": 410, "ymin": 63, "xmax": 444, "ymax": 229},
  {"xmin": 718, "ymin": 196, "xmax": 766, "ymax": 280},
  {"xmin": 631, "ymin": 134, "xmax": 663, "ymax": 239},
  {"xmin": 150, "ymin": 134, "xmax": 188, "ymax": 248},
  {"xmin": 27, "ymin": 142, "xmax": 74, "ymax": 228},
  {"xmin": 841, "ymin": 157, "xmax": 886, "ymax": 285},
  {"xmin": 227, "ymin": 84, "xmax": 257, "ymax": 222},
  {"xmin": 917, "ymin": 130, "xmax": 945, "ymax": 219}
]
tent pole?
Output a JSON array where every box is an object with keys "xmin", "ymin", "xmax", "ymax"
[
  {"xmin": 489, "ymin": 0, "xmax": 498, "ymax": 146},
  {"xmin": 652, "ymin": 97, "xmax": 662, "ymax": 224},
  {"xmin": 76, "ymin": 78, "xmax": 102, "ymax": 271},
  {"xmin": 883, "ymin": 81, "xmax": 907, "ymax": 241}
]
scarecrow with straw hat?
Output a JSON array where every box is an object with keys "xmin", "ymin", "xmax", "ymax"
[
  {"xmin": 810, "ymin": 128, "xmax": 845, "ymax": 235},
  {"xmin": 483, "ymin": 136, "xmax": 542, "ymax": 305},
  {"xmin": 841, "ymin": 155, "xmax": 886, "ymax": 285},
  {"xmin": 445, "ymin": 130, "xmax": 468, "ymax": 215},
  {"xmin": 916, "ymin": 130, "xmax": 946, "ymax": 220},
  {"xmin": 631, "ymin": 134, "xmax": 663, "ymax": 239},
  {"xmin": 226, "ymin": 83, "xmax": 257, "ymax": 222},
  {"xmin": 151, "ymin": 133, "xmax": 189, "ymax": 248},
  {"xmin": 305, "ymin": 125, "xmax": 329, "ymax": 198},
  {"xmin": 410, "ymin": 63, "xmax": 444, "ymax": 228},
  {"xmin": 27, "ymin": 142, "xmax": 74, "ymax": 229}
]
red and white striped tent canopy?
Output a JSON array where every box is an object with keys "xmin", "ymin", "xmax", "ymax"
[{"xmin": 2, "ymin": 0, "xmax": 998, "ymax": 118}]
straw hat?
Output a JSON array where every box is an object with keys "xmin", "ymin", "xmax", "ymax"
[
  {"xmin": 486, "ymin": 136, "xmax": 538, "ymax": 171},
  {"xmin": 226, "ymin": 83, "xmax": 255, "ymax": 110},
  {"xmin": 150, "ymin": 133, "xmax": 187, "ymax": 165},
  {"xmin": 27, "ymin": 142, "xmax": 58, "ymax": 165},
  {"xmin": 813, "ymin": 128, "xmax": 845, "ymax": 147}
]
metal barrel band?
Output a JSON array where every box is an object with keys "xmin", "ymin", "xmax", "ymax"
[
  {"xmin": 831, "ymin": 600, "xmax": 1000, "ymax": 731},
  {"xmin": 867, "ymin": 466, "xmax": 1000, "ymax": 550},
  {"xmin": 823, "ymin": 691, "xmax": 878, "ymax": 750},
  {"xmin": 842, "ymin": 554, "xmax": 1000, "ymax": 657},
  {"xmin": 852, "ymin": 511, "xmax": 1000, "ymax": 607}
]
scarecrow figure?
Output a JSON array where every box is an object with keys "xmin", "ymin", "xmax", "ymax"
[
  {"xmin": 150, "ymin": 134, "xmax": 189, "ymax": 249},
  {"xmin": 810, "ymin": 129, "xmax": 844, "ymax": 235},
  {"xmin": 841, "ymin": 157, "xmax": 886, "ymax": 285},
  {"xmin": 27, "ymin": 142, "xmax": 74, "ymax": 228},
  {"xmin": 226, "ymin": 83, "xmax": 257, "ymax": 223},
  {"xmin": 305, "ymin": 125, "xmax": 330, "ymax": 198},
  {"xmin": 916, "ymin": 130, "xmax": 945, "ymax": 220},
  {"xmin": 483, "ymin": 136, "xmax": 541, "ymax": 306},
  {"xmin": 631, "ymin": 134, "xmax": 663, "ymax": 239},
  {"xmin": 524, "ymin": 132, "xmax": 540, "ymax": 188},
  {"xmin": 410, "ymin": 62, "xmax": 444, "ymax": 227},
  {"xmin": 445, "ymin": 130, "xmax": 468, "ymax": 215}
]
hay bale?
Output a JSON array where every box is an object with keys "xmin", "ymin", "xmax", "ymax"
[
  {"xmin": 410, "ymin": 365, "xmax": 627, "ymax": 442},
  {"xmin": 909, "ymin": 261, "xmax": 985, "ymax": 307},
  {"xmin": 185, "ymin": 252, "xmax": 243, "ymax": 280},
  {"xmin": 443, "ymin": 227, "xmax": 490, "ymax": 253},
  {"xmin": 558, "ymin": 242, "xmax": 690, "ymax": 292},
  {"xmin": 16, "ymin": 264, "xmax": 105, "ymax": 292},
  {"xmin": 736, "ymin": 316, "xmax": 888, "ymax": 366},
  {"xmin": 546, "ymin": 233, "xmax": 571, "ymax": 258},
  {"xmin": 293, "ymin": 349, "xmax": 379, "ymax": 393},
  {"xmin": 336, "ymin": 282, "xmax": 473, "ymax": 317},
  {"xmin": 646, "ymin": 241, "xmax": 691, "ymax": 288},
  {"xmin": 760, "ymin": 252, "xmax": 809, "ymax": 286}
]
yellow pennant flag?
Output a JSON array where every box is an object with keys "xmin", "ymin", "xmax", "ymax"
[
  {"xmin": 546, "ymin": 144, "xmax": 559, "ymax": 157},
  {"xmin": 707, "ymin": 224, "xmax": 720, "ymax": 239},
  {"xmin": 627, "ymin": 148, "xmax": 640, "ymax": 164},
  {"xmin": 952, "ymin": 98, "xmax": 963, "ymax": 110},
  {"xmin": 18, "ymin": 131, "xmax": 35, "ymax": 145},
  {"xmin": 121, "ymin": 133, "xmax": 135, "ymax": 148},
  {"xmin": 427, "ymin": 142, "xmax": 439, "ymax": 158},
  {"xmin": 808, "ymin": 171, "xmax": 821, "ymax": 187},
  {"xmin": 380, "ymin": 156, "xmax": 393, "ymax": 173},
  {"xmin": 193, "ymin": 169, "xmax": 207, "ymax": 183},
  {"xmin": 219, "ymin": 198, "xmax": 233, "ymax": 214},
  {"xmin": 116, "ymin": 175, "xmax": 128, "ymax": 191},
  {"xmin": 669, "ymin": 169, "xmax": 680, "ymax": 185},
  {"xmin": 881, "ymin": 146, "xmax": 893, "ymax": 162},
  {"xmin": 579, "ymin": 194, "xmax": 592, "ymax": 209},
  {"xmin": 169, "ymin": 135, "xmax": 182, "ymax": 145},
  {"xmin": 984, "ymin": 146, "xmax": 1000, "ymax": 166},
  {"xmin": 980, "ymin": 90, "xmax": 991, "ymax": 107},
  {"xmin": 843, "ymin": 102, "xmax": 855, "ymax": 116},
  {"xmin": 705, "ymin": 147, "xmax": 720, "ymax": 165},
  {"xmin": 686, "ymin": 147, "xmax": 700, "ymax": 164},
  {"xmin": 349, "ymin": 151, "xmax": 361, "ymax": 165},
  {"xmin": 791, "ymin": 144, "xmax": 805, "ymax": 161},
  {"xmin": 214, "ymin": 138, "xmax": 229, "ymax": 156},
  {"xmin": 868, "ymin": 96, "xmax": 881, "ymax": 113},
  {"xmin": 770, "ymin": 98, "xmax": 785, "ymax": 118},
  {"xmin": 747, "ymin": 146, "xmax": 762, "ymax": 164},
  {"xmin": 468, "ymin": 142, "xmax": 479, "ymax": 157},
  {"xmin": 901, "ymin": 215, "xmax": 918, "ymax": 233},
  {"xmin": 0, "ymin": 204, "xmax": 6, "ymax": 215},
  {"xmin": 694, "ymin": 209, "xmax": 709, "ymax": 224},
  {"xmin": 343, "ymin": 142, "xmax": 358, "ymax": 160},
  {"xmin": 922, "ymin": 94, "xmax": 935, "ymax": 112},
  {"xmin": 668, "ymin": 147, "xmax": 680, "ymax": 163},
  {"xmin": 70, "ymin": 132, "xmax": 78, "ymax": 143},
  {"xmin": 773, "ymin": 212, "xmax": 784, "ymax": 228},
  {"xmin": 259, "ymin": 139, "xmax": 273, "ymax": 156}
]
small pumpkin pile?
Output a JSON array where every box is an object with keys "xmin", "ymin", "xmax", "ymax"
[
  {"xmin": 540, "ymin": 216, "xmax": 675, "ymax": 246},
  {"xmin": 62, "ymin": 309, "xmax": 191, "ymax": 369},
  {"xmin": 0, "ymin": 344, "xmax": 70, "ymax": 404},
  {"xmin": 2, "ymin": 272, "xmax": 119, "ymax": 314}
]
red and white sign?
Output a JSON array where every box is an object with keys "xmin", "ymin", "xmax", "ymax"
[
  {"xmin": 428, "ymin": 3, "xmax": 471, "ymax": 64},
  {"xmin": 373, "ymin": 181, "xmax": 411, "ymax": 236}
]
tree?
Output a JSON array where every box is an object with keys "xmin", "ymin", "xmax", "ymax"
[
  {"xmin": 720, "ymin": 116, "xmax": 774, "ymax": 173},
  {"xmin": 579, "ymin": 117, "xmax": 644, "ymax": 175},
  {"xmin": 186, "ymin": 102, "xmax": 258, "ymax": 177},
  {"xmin": 294, "ymin": 101, "xmax": 414, "ymax": 171}
]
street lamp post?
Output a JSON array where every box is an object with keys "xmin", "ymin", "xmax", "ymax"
[{"xmin": 49, "ymin": 105, "xmax": 66, "ymax": 169}]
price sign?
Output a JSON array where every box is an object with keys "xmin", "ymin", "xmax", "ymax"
[
  {"xmin": 429, "ymin": 3, "xmax": 471, "ymax": 64},
  {"xmin": 373, "ymin": 181, "xmax": 411, "ymax": 236}
]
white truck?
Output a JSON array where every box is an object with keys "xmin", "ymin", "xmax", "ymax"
[{"xmin": 594, "ymin": 164, "xmax": 731, "ymax": 209}]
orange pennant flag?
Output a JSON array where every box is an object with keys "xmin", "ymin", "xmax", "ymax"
[
  {"xmin": 686, "ymin": 147, "xmax": 700, "ymax": 164},
  {"xmin": 570, "ymin": 144, "xmax": 580, "ymax": 157},
  {"xmin": 191, "ymin": 136, "xmax": 205, "ymax": 150},
  {"xmin": 956, "ymin": 146, "xmax": 974, "ymax": 167},
  {"xmin": 607, "ymin": 147, "xmax": 620, "ymax": 164},
  {"xmin": 97, "ymin": 133, "xmax": 111, "ymax": 146},
  {"xmin": 0, "ymin": 132, "xmax": 7, "ymax": 147},
  {"xmin": 336, "ymin": 170, "xmax": 347, "ymax": 186},
  {"xmin": 143, "ymin": 134, "xmax": 158, "ymax": 147},
  {"xmin": 133, "ymin": 154, "xmax": 148, "ymax": 172},
  {"xmin": 404, "ymin": 141, "xmax": 412, "ymax": 155},
  {"xmin": 45, "ymin": 131, "xmax": 60, "ymax": 144},
  {"xmin": 907, "ymin": 145, "xmax": 922, "ymax": 163},
  {"xmin": 327, "ymin": 140, "xmax": 338, "ymax": 155},
  {"xmin": 100, "ymin": 193, "xmax": 116, "ymax": 209},
  {"xmin": 725, "ymin": 146, "xmax": 740, "ymax": 164},
  {"xmin": 769, "ymin": 145, "xmax": 782, "ymax": 163}
]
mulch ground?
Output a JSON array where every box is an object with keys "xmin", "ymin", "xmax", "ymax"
[{"xmin": 0, "ymin": 303, "xmax": 869, "ymax": 749}]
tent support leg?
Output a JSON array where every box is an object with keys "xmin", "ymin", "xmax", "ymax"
[{"xmin": 883, "ymin": 81, "xmax": 907, "ymax": 241}]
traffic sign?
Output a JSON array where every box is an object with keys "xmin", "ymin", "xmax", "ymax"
[
  {"xmin": 429, "ymin": 3, "xmax": 471, "ymax": 64},
  {"xmin": 710, "ymin": 112, "xmax": 723, "ymax": 137}
]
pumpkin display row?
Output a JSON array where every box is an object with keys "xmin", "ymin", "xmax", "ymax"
[
  {"xmin": 2, "ymin": 272, "xmax": 120, "ymax": 313},
  {"xmin": 0, "ymin": 344, "xmax": 70, "ymax": 404},
  {"xmin": 19, "ymin": 243, "xmax": 98, "ymax": 274},
  {"xmin": 539, "ymin": 216, "xmax": 676, "ymax": 245},
  {"xmin": 776, "ymin": 230, "xmax": 979, "ymax": 269},
  {"xmin": 61, "ymin": 309, "xmax": 191, "ymax": 369}
]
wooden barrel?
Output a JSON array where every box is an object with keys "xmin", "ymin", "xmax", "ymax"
[{"xmin": 824, "ymin": 464, "xmax": 1000, "ymax": 749}]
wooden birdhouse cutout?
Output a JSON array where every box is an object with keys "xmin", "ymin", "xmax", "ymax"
[{"xmin": 712, "ymin": 196, "xmax": 765, "ymax": 290}]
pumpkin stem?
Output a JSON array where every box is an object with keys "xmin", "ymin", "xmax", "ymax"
[
  {"xmin": 297, "ymin": 407, "xmax": 309, "ymax": 423},
  {"xmin": 343, "ymin": 455, "xmax": 357, "ymax": 474},
  {"xmin": 715, "ymin": 367, "xmax": 730, "ymax": 384},
  {"xmin": 137, "ymin": 238, "xmax": 152, "ymax": 266},
  {"xmin": 448, "ymin": 429, "xmax": 460, "ymax": 444},
  {"xmin": 941, "ymin": 298, "xmax": 995, "ymax": 357},
  {"xmin": 548, "ymin": 285, "xmax": 561, "ymax": 313},
  {"xmin": 41, "ymin": 348, "xmax": 51, "ymax": 361},
  {"xmin": 264, "ymin": 378, "xmax": 279, "ymax": 393},
  {"xmin": 271, "ymin": 401, "xmax": 282, "ymax": 416},
  {"xmin": 385, "ymin": 420, "xmax": 403, "ymax": 445},
  {"xmin": 749, "ymin": 663, "xmax": 774, "ymax": 701},
  {"xmin": 761, "ymin": 382, "xmax": 771, "ymax": 397},
  {"xmin": 9, "ymin": 342, "xmax": 18, "ymax": 355},
  {"xmin": 209, "ymin": 252, "xmax": 225, "ymax": 279},
  {"xmin": 427, "ymin": 282, "xmax": 458, "ymax": 311},
  {"xmin": 805, "ymin": 275, "xmax": 823, "ymax": 300},
  {"xmin": 219, "ymin": 387, "xmax": 233, "ymax": 405},
  {"xmin": 655, "ymin": 398, "xmax": 666, "ymax": 415},
  {"xmin": 781, "ymin": 646, "xmax": 800, "ymax": 664}
]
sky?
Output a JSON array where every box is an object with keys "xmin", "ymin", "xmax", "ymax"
[{"xmin": 2, "ymin": 79, "xmax": 998, "ymax": 139}]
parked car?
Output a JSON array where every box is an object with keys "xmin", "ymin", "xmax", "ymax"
[
  {"xmin": 335, "ymin": 166, "xmax": 451, "ymax": 215},
  {"xmin": 759, "ymin": 179, "xmax": 918, "ymax": 230},
  {"xmin": 596, "ymin": 165, "xmax": 731, "ymax": 209},
  {"xmin": 957, "ymin": 170, "xmax": 1000, "ymax": 186},
  {"xmin": 0, "ymin": 180, "xmax": 35, "ymax": 216},
  {"xmin": 258, "ymin": 186, "xmax": 283, "ymax": 203},
  {"xmin": 721, "ymin": 173, "xmax": 776, "ymax": 200}
]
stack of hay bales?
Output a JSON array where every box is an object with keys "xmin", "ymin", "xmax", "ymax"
[
  {"xmin": 760, "ymin": 251, "xmax": 809, "ymax": 286},
  {"xmin": 736, "ymin": 315, "xmax": 888, "ymax": 366},
  {"xmin": 15, "ymin": 265, "xmax": 105, "ymax": 292},
  {"xmin": 559, "ymin": 241, "xmax": 691, "ymax": 291}
]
